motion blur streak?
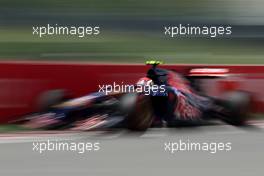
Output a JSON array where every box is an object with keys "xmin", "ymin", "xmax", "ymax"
[{"xmin": 0, "ymin": 0, "xmax": 263, "ymax": 63}]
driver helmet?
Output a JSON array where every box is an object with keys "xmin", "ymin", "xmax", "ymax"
[{"xmin": 136, "ymin": 77, "xmax": 153, "ymax": 86}]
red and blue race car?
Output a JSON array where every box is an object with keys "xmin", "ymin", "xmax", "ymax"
[{"xmin": 14, "ymin": 61, "xmax": 252, "ymax": 131}]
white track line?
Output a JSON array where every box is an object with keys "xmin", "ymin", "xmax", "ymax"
[{"xmin": 0, "ymin": 121, "xmax": 263, "ymax": 143}]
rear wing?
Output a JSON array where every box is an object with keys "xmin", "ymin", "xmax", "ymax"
[{"xmin": 188, "ymin": 68, "xmax": 229, "ymax": 78}]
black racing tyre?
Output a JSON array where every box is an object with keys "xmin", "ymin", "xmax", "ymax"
[
  {"xmin": 220, "ymin": 91, "xmax": 251, "ymax": 126},
  {"xmin": 122, "ymin": 94, "xmax": 154, "ymax": 131},
  {"xmin": 36, "ymin": 89, "xmax": 68, "ymax": 111}
]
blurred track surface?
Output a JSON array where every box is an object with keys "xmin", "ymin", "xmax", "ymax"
[{"xmin": 0, "ymin": 121, "xmax": 264, "ymax": 176}]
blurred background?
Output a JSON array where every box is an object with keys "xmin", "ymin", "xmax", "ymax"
[
  {"xmin": 1, "ymin": 2, "xmax": 264, "ymax": 175},
  {"xmin": 0, "ymin": 0, "xmax": 264, "ymax": 64}
]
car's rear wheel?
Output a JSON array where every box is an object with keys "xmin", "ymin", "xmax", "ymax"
[{"xmin": 220, "ymin": 91, "xmax": 251, "ymax": 126}]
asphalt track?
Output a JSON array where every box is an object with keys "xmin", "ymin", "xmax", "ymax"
[{"xmin": 0, "ymin": 121, "xmax": 264, "ymax": 176}]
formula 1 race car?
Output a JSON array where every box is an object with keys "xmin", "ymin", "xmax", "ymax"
[{"xmin": 13, "ymin": 61, "xmax": 252, "ymax": 131}]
